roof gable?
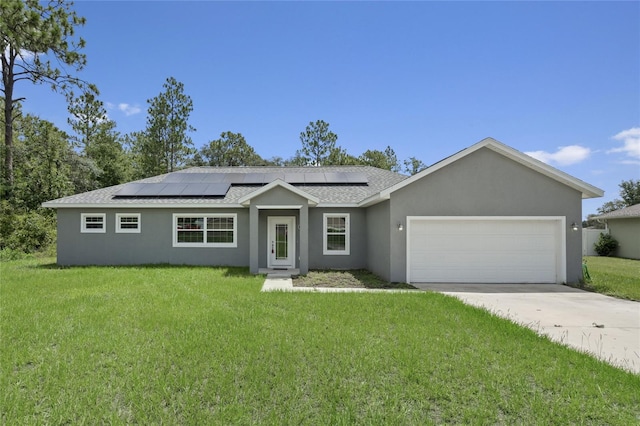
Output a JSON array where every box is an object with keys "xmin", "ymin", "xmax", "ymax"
[
  {"xmin": 361, "ymin": 137, "xmax": 603, "ymax": 206},
  {"xmin": 238, "ymin": 179, "xmax": 320, "ymax": 206}
]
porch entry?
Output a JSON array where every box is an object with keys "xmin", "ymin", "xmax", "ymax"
[{"xmin": 267, "ymin": 216, "xmax": 296, "ymax": 269}]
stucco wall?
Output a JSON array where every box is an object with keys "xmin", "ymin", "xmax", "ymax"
[
  {"xmin": 365, "ymin": 200, "xmax": 391, "ymax": 281},
  {"xmin": 308, "ymin": 208, "xmax": 368, "ymax": 270},
  {"xmin": 609, "ymin": 218, "xmax": 640, "ymax": 260},
  {"xmin": 56, "ymin": 208, "xmax": 250, "ymax": 266},
  {"xmin": 388, "ymin": 148, "xmax": 583, "ymax": 283}
]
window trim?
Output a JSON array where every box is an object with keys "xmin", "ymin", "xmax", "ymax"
[
  {"xmin": 172, "ymin": 213, "xmax": 238, "ymax": 248},
  {"xmin": 115, "ymin": 213, "xmax": 141, "ymax": 234},
  {"xmin": 323, "ymin": 213, "xmax": 350, "ymax": 255},
  {"xmin": 81, "ymin": 213, "xmax": 106, "ymax": 233}
]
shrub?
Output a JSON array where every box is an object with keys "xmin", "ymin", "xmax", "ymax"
[
  {"xmin": 593, "ymin": 233, "xmax": 618, "ymax": 256},
  {"xmin": 0, "ymin": 248, "xmax": 33, "ymax": 261},
  {"xmin": 0, "ymin": 203, "xmax": 56, "ymax": 254}
]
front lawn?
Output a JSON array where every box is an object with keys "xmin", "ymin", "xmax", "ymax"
[
  {"xmin": 583, "ymin": 256, "xmax": 640, "ymax": 300},
  {"xmin": 1, "ymin": 258, "xmax": 638, "ymax": 424}
]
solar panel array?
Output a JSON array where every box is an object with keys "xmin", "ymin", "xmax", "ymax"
[
  {"xmin": 163, "ymin": 172, "xmax": 369, "ymax": 185},
  {"xmin": 113, "ymin": 172, "xmax": 368, "ymax": 198},
  {"xmin": 114, "ymin": 182, "xmax": 231, "ymax": 198}
]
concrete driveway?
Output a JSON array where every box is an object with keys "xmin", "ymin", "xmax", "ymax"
[{"xmin": 414, "ymin": 283, "xmax": 640, "ymax": 374}]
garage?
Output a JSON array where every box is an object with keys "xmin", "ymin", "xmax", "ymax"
[{"xmin": 406, "ymin": 217, "xmax": 565, "ymax": 283}]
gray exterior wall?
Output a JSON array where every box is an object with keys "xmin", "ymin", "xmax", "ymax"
[
  {"xmin": 387, "ymin": 148, "xmax": 584, "ymax": 283},
  {"xmin": 608, "ymin": 218, "xmax": 640, "ymax": 260},
  {"xmin": 56, "ymin": 208, "xmax": 249, "ymax": 266},
  {"xmin": 365, "ymin": 200, "xmax": 391, "ymax": 281},
  {"xmin": 308, "ymin": 208, "xmax": 368, "ymax": 270}
]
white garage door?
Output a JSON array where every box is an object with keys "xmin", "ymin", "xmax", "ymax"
[{"xmin": 407, "ymin": 217, "xmax": 564, "ymax": 283}]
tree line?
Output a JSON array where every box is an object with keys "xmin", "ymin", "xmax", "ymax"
[
  {"xmin": 2, "ymin": 1, "xmax": 638, "ymax": 255},
  {"xmin": 1, "ymin": 1, "xmax": 428, "ymax": 254}
]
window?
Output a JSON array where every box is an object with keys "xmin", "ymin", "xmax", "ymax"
[
  {"xmin": 323, "ymin": 213, "xmax": 350, "ymax": 255},
  {"xmin": 173, "ymin": 214, "xmax": 237, "ymax": 247},
  {"xmin": 116, "ymin": 213, "xmax": 141, "ymax": 233},
  {"xmin": 81, "ymin": 213, "xmax": 106, "ymax": 233}
]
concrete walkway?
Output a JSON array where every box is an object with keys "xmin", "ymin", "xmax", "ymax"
[{"xmin": 414, "ymin": 283, "xmax": 640, "ymax": 374}]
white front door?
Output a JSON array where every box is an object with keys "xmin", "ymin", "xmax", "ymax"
[{"xmin": 267, "ymin": 216, "xmax": 296, "ymax": 268}]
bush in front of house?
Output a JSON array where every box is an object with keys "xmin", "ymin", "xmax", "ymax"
[
  {"xmin": 593, "ymin": 233, "xmax": 618, "ymax": 256},
  {"xmin": 0, "ymin": 201, "xmax": 56, "ymax": 254}
]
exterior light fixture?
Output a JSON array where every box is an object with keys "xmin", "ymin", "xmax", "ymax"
[
  {"xmin": 571, "ymin": 222, "xmax": 580, "ymax": 231},
  {"xmin": 398, "ymin": 223, "xmax": 404, "ymax": 231}
]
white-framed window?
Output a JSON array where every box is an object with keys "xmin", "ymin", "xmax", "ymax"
[
  {"xmin": 81, "ymin": 213, "xmax": 106, "ymax": 233},
  {"xmin": 173, "ymin": 214, "xmax": 237, "ymax": 248},
  {"xmin": 116, "ymin": 213, "xmax": 141, "ymax": 233},
  {"xmin": 323, "ymin": 213, "xmax": 350, "ymax": 255}
]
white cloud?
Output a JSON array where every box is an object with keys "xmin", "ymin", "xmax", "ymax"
[
  {"xmin": 118, "ymin": 103, "xmax": 142, "ymax": 116},
  {"xmin": 525, "ymin": 145, "xmax": 592, "ymax": 166},
  {"xmin": 608, "ymin": 127, "xmax": 640, "ymax": 160},
  {"xmin": 3, "ymin": 46, "xmax": 34, "ymax": 62}
]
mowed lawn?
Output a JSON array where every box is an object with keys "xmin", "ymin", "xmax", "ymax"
[
  {"xmin": 583, "ymin": 256, "xmax": 640, "ymax": 300},
  {"xmin": 1, "ymin": 258, "xmax": 639, "ymax": 424}
]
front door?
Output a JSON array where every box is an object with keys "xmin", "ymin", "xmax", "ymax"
[{"xmin": 267, "ymin": 216, "xmax": 296, "ymax": 269}]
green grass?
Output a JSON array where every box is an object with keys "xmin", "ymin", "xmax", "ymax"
[
  {"xmin": 583, "ymin": 256, "xmax": 640, "ymax": 300},
  {"xmin": 1, "ymin": 258, "xmax": 639, "ymax": 424}
]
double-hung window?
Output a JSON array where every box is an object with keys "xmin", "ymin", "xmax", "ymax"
[
  {"xmin": 173, "ymin": 214, "xmax": 237, "ymax": 247},
  {"xmin": 323, "ymin": 213, "xmax": 350, "ymax": 255},
  {"xmin": 81, "ymin": 213, "xmax": 106, "ymax": 233},
  {"xmin": 116, "ymin": 213, "xmax": 141, "ymax": 233}
]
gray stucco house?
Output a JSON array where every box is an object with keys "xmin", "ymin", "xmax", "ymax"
[
  {"xmin": 43, "ymin": 138, "xmax": 603, "ymax": 284},
  {"xmin": 594, "ymin": 204, "xmax": 640, "ymax": 260}
]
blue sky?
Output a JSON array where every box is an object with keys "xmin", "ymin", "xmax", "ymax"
[{"xmin": 15, "ymin": 1, "xmax": 640, "ymax": 218}]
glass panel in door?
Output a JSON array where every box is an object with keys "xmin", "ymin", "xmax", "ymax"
[{"xmin": 275, "ymin": 224, "xmax": 288, "ymax": 260}]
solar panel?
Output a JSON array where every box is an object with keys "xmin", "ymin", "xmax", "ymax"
[
  {"xmin": 163, "ymin": 173, "xmax": 228, "ymax": 183},
  {"xmin": 243, "ymin": 173, "xmax": 266, "ymax": 184},
  {"xmin": 304, "ymin": 173, "xmax": 326, "ymax": 184},
  {"xmin": 203, "ymin": 183, "xmax": 231, "ymax": 196},
  {"xmin": 182, "ymin": 183, "xmax": 229, "ymax": 196},
  {"xmin": 135, "ymin": 183, "xmax": 168, "ymax": 196},
  {"xmin": 113, "ymin": 182, "xmax": 230, "ymax": 197},
  {"xmin": 323, "ymin": 172, "xmax": 344, "ymax": 183},
  {"xmin": 114, "ymin": 183, "xmax": 146, "ymax": 197},
  {"xmin": 223, "ymin": 174, "xmax": 246, "ymax": 184},
  {"xmin": 346, "ymin": 173, "xmax": 369, "ymax": 184},
  {"xmin": 201, "ymin": 173, "xmax": 227, "ymax": 183},
  {"xmin": 285, "ymin": 173, "xmax": 305, "ymax": 184},
  {"xmin": 162, "ymin": 174, "xmax": 188, "ymax": 183},
  {"xmin": 157, "ymin": 183, "xmax": 188, "ymax": 196},
  {"xmin": 266, "ymin": 173, "xmax": 285, "ymax": 183}
]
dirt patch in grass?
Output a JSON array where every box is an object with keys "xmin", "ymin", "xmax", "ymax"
[{"xmin": 293, "ymin": 269, "xmax": 416, "ymax": 289}]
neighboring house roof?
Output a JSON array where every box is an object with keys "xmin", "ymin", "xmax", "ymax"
[
  {"xmin": 42, "ymin": 165, "xmax": 407, "ymax": 208},
  {"xmin": 42, "ymin": 137, "xmax": 605, "ymax": 209},
  {"xmin": 594, "ymin": 203, "xmax": 640, "ymax": 220}
]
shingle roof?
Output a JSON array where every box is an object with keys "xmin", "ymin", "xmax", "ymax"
[
  {"xmin": 42, "ymin": 166, "xmax": 408, "ymax": 208},
  {"xmin": 594, "ymin": 203, "xmax": 640, "ymax": 220}
]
